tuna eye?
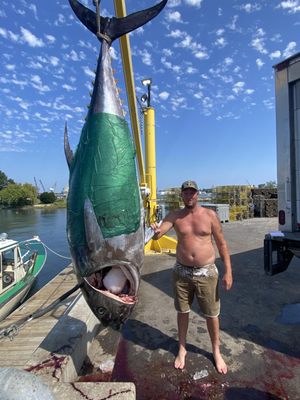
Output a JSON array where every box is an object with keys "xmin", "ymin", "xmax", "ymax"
[{"xmin": 97, "ymin": 307, "xmax": 107, "ymax": 316}]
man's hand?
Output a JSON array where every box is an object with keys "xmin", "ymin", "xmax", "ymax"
[
  {"xmin": 150, "ymin": 222, "xmax": 162, "ymax": 239},
  {"xmin": 222, "ymin": 272, "xmax": 233, "ymax": 291},
  {"xmin": 150, "ymin": 222, "xmax": 161, "ymax": 234}
]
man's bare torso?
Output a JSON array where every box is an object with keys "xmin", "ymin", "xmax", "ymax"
[{"xmin": 170, "ymin": 206, "xmax": 216, "ymax": 267}]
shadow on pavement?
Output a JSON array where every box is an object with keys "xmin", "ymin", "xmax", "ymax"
[
  {"xmin": 122, "ymin": 318, "xmax": 214, "ymax": 363},
  {"xmin": 224, "ymin": 387, "xmax": 281, "ymax": 399}
]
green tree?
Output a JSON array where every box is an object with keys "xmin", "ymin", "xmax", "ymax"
[
  {"xmin": 258, "ymin": 181, "xmax": 277, "ymax": 189},
  {"xmin": 39, "ymin": 191, "xmax": 56, "ymax": 204},
  {"xmin": 0, "ymin": 183, "xmax": 37, "ymax": 207},
  {"xmin": 0, "ymin": 170, "xmax": 15, "ymax": 190},
  {"xmin": 163, "ymin": 188, "xmax": 182, "ymax": 210}
]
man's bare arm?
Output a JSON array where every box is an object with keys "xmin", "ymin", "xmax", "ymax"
[
  {"xmin": 211, "ymin": 212, "xmax": 233, "ymax": 290},
  {"xmin": 151, "ymin": 213, "xmax": 175, "ymax": 240}
]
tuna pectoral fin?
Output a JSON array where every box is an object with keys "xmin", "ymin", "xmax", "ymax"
[
  {"xmin": 64, "ymin": 122, "xmax": 74, "ymax": 168},
  {"xmin": 84, "ymin": 198, "xmax": 104, "ymax": 254}
]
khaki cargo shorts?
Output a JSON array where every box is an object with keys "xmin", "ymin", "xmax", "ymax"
[{"xmin": 173, "ymin": 261, "xmax": 220, "ymax": 317}]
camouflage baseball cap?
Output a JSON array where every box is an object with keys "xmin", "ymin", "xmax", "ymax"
[{"xmin": 181, "ymin": 180, "xmax": 199, "ymax": 191}]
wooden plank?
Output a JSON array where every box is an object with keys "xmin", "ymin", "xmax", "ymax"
[{"xmin": 0, "ymin": 264, "xmax": 81, "ymax": 368}]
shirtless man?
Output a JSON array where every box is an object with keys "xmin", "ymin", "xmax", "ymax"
[{"xmin": 151, "ymin": 180, "xmax": 233, "ymax": 374}]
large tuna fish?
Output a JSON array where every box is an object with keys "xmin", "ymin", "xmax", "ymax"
[{"xmin": 65, "ymin": 0, "xmax": 167, "ymax": 328}]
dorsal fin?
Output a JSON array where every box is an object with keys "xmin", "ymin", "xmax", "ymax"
[
  {"xmin": 64, "ymin": 122, "xmax": 74, "ymax": 169},
  {"xmin": 68, "ymin": 0, "xmax": 168, "ymax": 44}
]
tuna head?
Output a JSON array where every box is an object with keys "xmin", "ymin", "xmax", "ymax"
[{"xmin": 73, "ymin": 199, "xmax": 144, "ymax": 329}]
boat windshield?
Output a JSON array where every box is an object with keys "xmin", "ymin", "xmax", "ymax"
[
  {"xmin": 1, "ymin": 248, "xmax": 16, "ymax": 290},
  {"xmin": 2, "ymin": 248, "xmax": 16, "ymax": 268}
]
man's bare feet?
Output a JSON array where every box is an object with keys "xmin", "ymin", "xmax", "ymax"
[
  {"xmin": 174, "ymin": 348, "xmax": 187, "ymax": 369},
  {"xmin": 213, "ymin": 351, "xmax": 228, "ymax": 374}
]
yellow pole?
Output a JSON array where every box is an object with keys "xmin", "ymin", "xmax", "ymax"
[
  {"xmin": 143, "ymin": 105, "xmax": 177, "ymax": 254},
  {"xmin": 144, "ymin": 106, "xmax": 157, "ymax": 222},
  {"xmin": 113, "ymin": 1, "xmax": 177, "ymax": 253},
  {"xmin": 113, "ymin": 0, "xmax": 146, "ymax": 186}
]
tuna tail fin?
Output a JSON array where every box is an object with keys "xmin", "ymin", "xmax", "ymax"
[
  {"xmin": 64, "ymin": 122, "xmax": 74, "ymax": 169},
  {"xmin": 68, "ymin": 0, "xmax": 168, "ymax": 43}
]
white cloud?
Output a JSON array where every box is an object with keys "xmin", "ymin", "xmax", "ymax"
[
  {"xmin": 65, "ymin": 49, "xmax": 86, "ymax": 62},
  {"xmin": 29, "ymin": 3, "xmax": 38, "ymax": 19},
  {"xmin": 283, "ymin": 41, "xmax": 297, "ymax": 57},
  {"xmin": 170, "ymin": 95, "xmax": 187, "ymax": 111},
  {"xmin": 269, "ymin": 50, "xmax": 281, "ymax": 59},
  {"xmin": 239, "ymin": 3, "xmax": 262, "ymax": 12},
  {"xmin": 194, "ymin": 50, "xmax": 209, "ymax": 60},
  {"xmin": 224, "ymin": 57, "xmax": 234, "ymax": 66},
  {"xmin": 170, "ymin": 29, "xmax": 209, "ymax": 59},
  {"xmin": 30, "ymin": 75, "xmax": 50, "ymax": 92},
  {"xmin": 232, "ymin": 81, "xmax": 245, "ymax": 94},
  {"xmin": 140, "ymin": 49, "xmax": 152, "ymax": 66},
  {"xmin": 186, "ymin": 66, "xmax": 198, "ymax": 74},
  {"xmin": 62, "ymin": 84, "xmax": 76, "ymax": 92},
  {"xmin": 159, "ymin": 91, "xmax": 170, "ymax": 100},
  {"xmin": 276, "ymin": 1, "xmax": 300, "ymax": 13},
  {"xmin": 216, "ymin": 29, "xmax": 225, "ymax": 36},
  {"xmin": 161, "ymin": 56, "xmax": 182, "ymax": 74},
  {"xmin": 0, "ymin": 27, "xmax": 19, "ymax": 42},
  {"xmin": 228, "ymin": 15, "xmax": 239, "ymax": 30},
  {"xmin": 49, "ymin": 56, "xmax": 60, "ymax": 67},
  {"xmin": 194, "ymin": 91, "xmax": 203, "ymax": 99},
  {"xmin": 256, "ymin": 58, "xmax": 265, "ymax": 69},
  {"xmin": 83, "ymin": 66, "xmax": 95, "ymax": 78},
  {"xmin": 5, "ymin": 64, "xmax": 16, "ymax": 71},
  {"xmin": 162, "ymin": 48, "xmax": 173, "ymax": 57},
  {"xmin": 167, "ymin": 29, "xmax": 185, "ymax": 39},
  {"xmin": 184, "ymin": 0, "xmax": 203, "ymax": 7},
  {"xmin": 263, "ymin": 98, "xmax": 274, "ymax": 109},
  {"xmin": 45, "ymin": 35, "xmax": 56, "ymax": 44},
  {"xmin": 54, "ymin": 14, "xmax": 66, "ymax": 26},
  {"xmin": 166, "ymin": 11, "xmax": 183, "ymax": 23},
  {"xmin": 251, "ymin": 29, "xmax": 268, "ymax": 54},
  {"xmin": 214, "ymin": 37, "xmax": 227, "ymax": 48},
  {"xmin": 21, "ymin": 27, "xmax": 44, "ymax": 47},
  {"xmin": 167, "ymin": 0, "xmax": 181, "ymax": 7}
]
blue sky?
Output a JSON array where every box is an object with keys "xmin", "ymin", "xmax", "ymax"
[{"xmin": 0, "ymin": 0, "xmax": 299, "ymax": 192}]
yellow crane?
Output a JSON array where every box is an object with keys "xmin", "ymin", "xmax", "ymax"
[{"xmin": 113, "ymin": 0, "xmax": 176, "ymax": 254}]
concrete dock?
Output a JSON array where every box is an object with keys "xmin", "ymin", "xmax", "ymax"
[{"xmin": 0, "ymin": 217, "xmax": 300, "ymax": 399}]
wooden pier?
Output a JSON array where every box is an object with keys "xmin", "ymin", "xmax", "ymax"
[
  {"xmin": 0, "ymin": 265, "xmax": 80, "ymax": 368},
  {"xmin": 0, "ymin": 265, "xmax": 135, "ymax": 399}
]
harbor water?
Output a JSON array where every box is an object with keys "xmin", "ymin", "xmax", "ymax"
[{"xmin": 0, "ymin": 207, "xmax": 70, "ymax": 296}]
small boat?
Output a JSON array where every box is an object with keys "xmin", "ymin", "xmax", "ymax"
[{"xmin": 0, "ymin": 233, "xmax": 47, "ymax": 321}]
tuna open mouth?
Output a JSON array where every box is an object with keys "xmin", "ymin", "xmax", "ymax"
[{"xmin": 84, "ymin": 265, "xmax": 137, "ymax": 305}]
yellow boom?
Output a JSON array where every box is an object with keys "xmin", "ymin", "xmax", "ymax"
[{"xmin": 114, "ymin": 0, "xmax": 177, "ymax": 253}]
